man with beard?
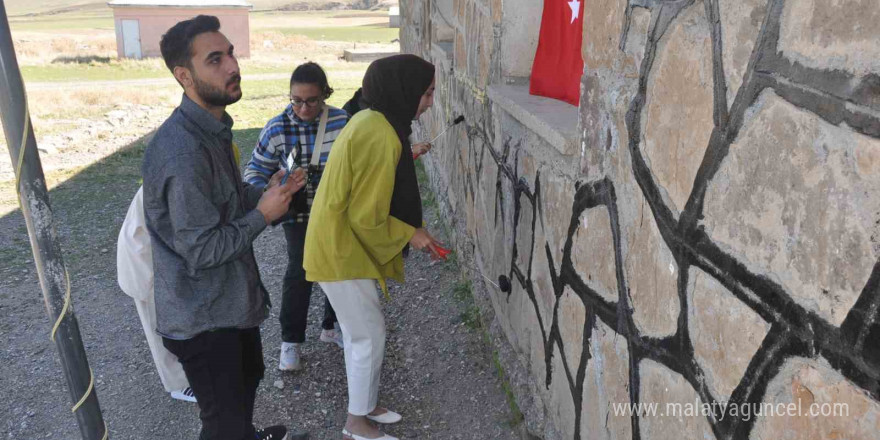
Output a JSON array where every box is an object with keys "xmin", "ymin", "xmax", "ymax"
[{"xmin": 141, "ymin": 15, "xmax": 306, "ymax": 440}]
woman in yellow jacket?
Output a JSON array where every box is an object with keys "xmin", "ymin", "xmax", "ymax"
[{"xmin": 303, "ymin": 55, "xmax": 442, "ymax": 440}]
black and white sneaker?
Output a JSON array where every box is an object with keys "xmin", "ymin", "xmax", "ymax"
[
  {"xmin": 170, "ymin": 387, "xmax": 197, "ymax": 403},
  {"xmin": 255, "ymin": 425, "xmax": 288, "ymax": 440}
]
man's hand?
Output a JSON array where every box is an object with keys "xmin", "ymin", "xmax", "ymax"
[
  {"xmin": 256, "ymin": 168, "xmax": 306, "ymax": 223},
  {"xmin": 409, "ymin": 228, "xmax": 443, "ymax": 260}
]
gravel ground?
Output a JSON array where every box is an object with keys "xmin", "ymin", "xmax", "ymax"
[{"xmin": 0, "ymin": 154, "xmax": 522, "ymax": 439}]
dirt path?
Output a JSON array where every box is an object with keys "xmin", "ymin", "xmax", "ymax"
[{"xmin": 0, "ymin": 137, "xmax": 522, "ymax": 439}]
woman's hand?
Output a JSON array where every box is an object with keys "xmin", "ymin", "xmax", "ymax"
[
  {"xmin": 411, "ymin": 142, "xmax": 432, "ymax": 159},
  {"xmin": 409, "ymin": 228, "xmax": 443, "ymax": 259},
  {"xmin": 265, "ymin": 169, "xmax": 286, "ymax": 190}
]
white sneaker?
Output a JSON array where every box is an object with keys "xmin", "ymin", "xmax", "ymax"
[
  {"xmin": 170, "ymin": 387, "xmax": 197, "ymax": 403},
  {"xmin": 320, "ymin": 323, "xmax": 344, "ymax": 349},
  {"xmin": 278, "ymin": 342, "xmax": 303, "ymax": 371}
]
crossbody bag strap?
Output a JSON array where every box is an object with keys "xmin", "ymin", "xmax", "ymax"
[{"xmin": 310, "ymin": 107, "xmax": 330, "ymax": 167}]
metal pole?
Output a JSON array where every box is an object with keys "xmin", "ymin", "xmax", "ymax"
[{"xmin": 0, "ymin": 2, "xmax": 107, "ymax": 439}]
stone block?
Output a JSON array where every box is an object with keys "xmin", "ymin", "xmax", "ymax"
[
  {"xmin": 531, "ymin": 208, "xmax": 556, "ymax": 328},
  {"xmin": 548, "ymin": 344, "xmax": 578, "ymax": 440},
  {"xmin": 572, "ymin": 205, "xmax": 619, "ymax": 303},
  {"xmin": 579, "ymin": 74, "xmax": 610, "ymax": 173},
  {"xmin": 496, "ymin": 159, "xmax": 517, "ymax": 279},
  {"xmin": 478, "ymin": 11, "xmax": 493, "ymax": 87},
  {"xmin": 719, "ymin": 0, "xmax": 766, "ymax": 106},
  {"xmin": 465, "ymin": 175, "xmax": 477, "ymax": 239},
  {"xmin": 526, "ymin": 288, "xmax": 551, "ymax": 405},
  {"xmin": 582, "ymin": 0, "xmax": 626, "ymax": 72},
  {"xmin": 491, "ymin": 0, "xmax": 501, "ymax": 24},
  {"xmin": 454, "ymin": 29, "xmax": 467, "ymax": 72},
  {"xmin": 507, "ymin": 269, "xmax": 527, "ymax": 355},
  {"xmin": 688, "ymin": 267, "xmax": 770, "ymax": 401},
  {"xmin": 779, "ymin": 0, "xmax": 880, "ymax": 79},
  {"xmin": 582, "ymin": 319, "xmax": 632, "ymax": 440},
  {"xmin": 625, "ymin": 7, "xmax": 651, "ymax": 75},
  {"xmin": 500, "ymin": 0, "xmax": 542, "ymax": 78},
  {"xmin": 639, "ymin": 359, "xmax": 716, "ymax": 439},
  {"xmin": 751, "ymin": 357, "xmax": 880, "ymax": 440},
  {"xmin": 624, "ymin": 187, "xmax": 680, "ymax": 338},
  {"xmin": 515, "ymin": 187, "xmax": 535, "ymax": 270},
  {"xmin": 538, "ymin": 172, "xmax": 576, "ymax": 269},
  {"xmin": 558, "ymin": 287, "xmax": 586, "ymax": 372},
  {"xmin": 579, "ymin": 0, "xmax": 647, "ymax": 173},
  {"xmin": 579, "ymin": 69, "xmax": 633, "ymax": 177},
  {"xmin": 475, "ymin": 145, "xmax": 500, "ymax": 265},
  {"xmin": 703, "ymin": 90, "xmax": 880, "ymax": 326},
  {"xmin": 642, "ymin": 2, "xmax": 715, "ymax": 213}
]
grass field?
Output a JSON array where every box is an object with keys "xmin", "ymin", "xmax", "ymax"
[
  {"xmin": 2, "ymin": 0, "xmax": 385, "ymax": 16},
  {"xmin": 0, "ymin": 1, "xmax": 395, "ymax": 201},
  {"xmin": 8, "ymin": 6, "xmax": 396, "ymax": 83},
  {"xmin": 275, "ymin": 24, "xmax": 396, "ymax": 42}
]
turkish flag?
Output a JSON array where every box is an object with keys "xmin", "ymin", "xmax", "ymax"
[{"xmin": 529, "ymin": 0, "xmax": 585, "ymax": 106}]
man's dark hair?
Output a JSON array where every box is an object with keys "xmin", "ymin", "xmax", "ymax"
[
  {"xmin": 290, "ymin": 62, "xmax": 334, "ymax": 99},
  {"xmin": 160, "ymin": 15, "xmax": 221, "ymax": 73}
]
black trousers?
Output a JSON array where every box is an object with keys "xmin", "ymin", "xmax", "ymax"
[
  {"xmin": 163, "ymin": 328, "xmax": 264, "ymax": 440},
  {"xmin": 281, "ymin": 221, "xmax": 337, "ymax": 343}
]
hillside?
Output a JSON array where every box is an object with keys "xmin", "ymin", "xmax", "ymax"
[{"xmin": 3, "ymin": 0, "xmax": 396, "ymax": 16}]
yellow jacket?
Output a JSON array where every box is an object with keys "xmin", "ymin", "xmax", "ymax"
[{"xmin": 303, "ymin": 110, "xmax": 416, "ymax": 293}]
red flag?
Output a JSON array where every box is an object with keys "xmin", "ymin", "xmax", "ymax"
[{"xmin": 529, "ymin": 0, "xmax": 585, "ymax": 106}]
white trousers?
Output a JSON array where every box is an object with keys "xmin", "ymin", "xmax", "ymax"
[
  {"xmin": 134, "ymin": 295, "xmax": 189, "ymax": 392},
  {"xmin": 320, "ymin": 279, "xmax": 385, "ymax": 416}
]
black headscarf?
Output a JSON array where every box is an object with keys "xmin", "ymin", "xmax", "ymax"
[
  {"xmin": 362, "ymin": 54, "xmax": 435, "ymax": 140},
  {"xmin": 361, "ymin": 54, "xmax": 435, "ymax": 229}
]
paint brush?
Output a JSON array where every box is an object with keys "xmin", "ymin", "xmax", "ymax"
[
  {"xmin": 432, "ymin": 244, "xmax": 512, "ymax": 293},
  {"xmin": 428, "ymin": 115, "xmax": 466, "ymax": 144},
  {"xmin": 413, "ymin": 115, "xmax": 466, "ymax": 159}
]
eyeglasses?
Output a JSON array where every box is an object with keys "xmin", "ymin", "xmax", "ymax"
[{"xmin": 290, "ymin": 96, "xmax": 323, "ymax": 108}]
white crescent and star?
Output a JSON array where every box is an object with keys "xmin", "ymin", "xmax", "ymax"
[{"xmin": 568, "ymin": 0, "xmax": 581, "ymax": 24}]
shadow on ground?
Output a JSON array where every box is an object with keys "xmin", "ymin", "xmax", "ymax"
[{"xmin": 0, "ymin": 126, "xmax": 522, "ymax": 439}]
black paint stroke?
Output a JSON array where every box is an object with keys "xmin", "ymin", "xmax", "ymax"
[{"xmin": 433, "ymin": 0, "xmax": 880, "ymax": 438}]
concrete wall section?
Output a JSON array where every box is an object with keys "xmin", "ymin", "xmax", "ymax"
[{"xmin": 401, "ymin": 0, "xmax": 880, "ymax": 439}]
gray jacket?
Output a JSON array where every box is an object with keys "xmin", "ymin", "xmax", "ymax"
[{"xmin": 142, "ymin": 94, "xmax": 269, "ymax": 340}]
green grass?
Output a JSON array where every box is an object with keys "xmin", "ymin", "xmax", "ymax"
[
  {"xmin": 415, "ymin": 159, "xmax": 437, "ymax": 210},
  {"xmin": 451, "ymin": 279, "xmax": 482, "ymax": 330},
  {"xmin": 276, "ymin": 25, "xmax": 398, "ymax": 43},
  {"xmin": 492, "ymin": 348, "xmax": 526, "ymax": 427},
  {"xmin": 19, "ymin": 60, "xmax": 300, "ymax": 83},
  {"xmin": 8, "ymin": 15, "xmax": 113, "ymax": 31},
  {"xmin": 3, "ymin": 0, "xmax": 109, "ymax": 17},
  {"xmin": 3, "ymin": 0, "xmax": 376, "ymax": 16},
  {"xmin": 20, "ymin": 60, "xmax": 167, "ymax": 82},
  {"xmin": 446, "ymin": 276, "xmax": 524, "ymax": 428}
]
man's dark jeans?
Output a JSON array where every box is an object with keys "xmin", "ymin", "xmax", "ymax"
[
  {"xmin": 281, "ymin": 221, "xmax": 337, "ymax": 343},
  {"xmin": 163, "ymin": 327, "xmax": 264, "ymax": 440}
]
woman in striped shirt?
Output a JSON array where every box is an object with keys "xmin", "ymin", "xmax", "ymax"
[{"xmin": 244, "ymin": 62, "xmax": 349, "ymax": 371}]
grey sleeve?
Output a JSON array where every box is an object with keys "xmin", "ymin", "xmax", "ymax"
[
  {"xmin": 161, "ymin": 152, "xmax": 267, "ymax": 273},
  {"xmin": 241, "ymin": 182, "xmax": 263, "ymax": 212}
]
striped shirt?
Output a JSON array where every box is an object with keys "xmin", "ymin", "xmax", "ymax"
[{"xmin": 244, "ymin": 104, "xmax": 349, "ymax": 223}]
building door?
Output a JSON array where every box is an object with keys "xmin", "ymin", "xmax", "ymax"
[{"xmin": 121, "ymin": 19, "xmax": 142, "ymax": 59}]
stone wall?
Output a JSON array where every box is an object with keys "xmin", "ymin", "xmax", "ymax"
[{"xmin": 400, "ymin": 0, "xmax": 880, "ymax": 439}]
